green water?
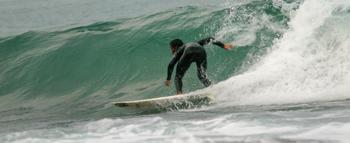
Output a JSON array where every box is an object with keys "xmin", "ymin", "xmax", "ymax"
[{"xmin": 0, "ymin": 0, "xmax": 287, "ymax": 120}]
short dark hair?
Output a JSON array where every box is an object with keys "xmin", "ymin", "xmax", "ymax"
[{"xmin": 169, "ymin": 39, "xmax": 184, "ymax": 48}]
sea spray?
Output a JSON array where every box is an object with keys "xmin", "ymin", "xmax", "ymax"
[{"xmin": 212, "ymin": 0, "xmax": 350, "ymax": 105}]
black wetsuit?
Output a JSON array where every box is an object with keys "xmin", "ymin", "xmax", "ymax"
[{"xmin": 166, "ymin": 37, "xmax": 225, "ymax": 92}]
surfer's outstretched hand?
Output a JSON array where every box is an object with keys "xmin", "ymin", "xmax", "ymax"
[
  {"xmin": 164, "ymin": 80, "xmax": 171, "ymax": 86},
  {"xmin": 224, "ymin": 44, "xmax": 233, "ymax": 50}
]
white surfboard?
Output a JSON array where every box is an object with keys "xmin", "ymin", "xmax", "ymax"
[{"xmin": 112, "ymin": 93, "xmax": 215, "ymax": 110}]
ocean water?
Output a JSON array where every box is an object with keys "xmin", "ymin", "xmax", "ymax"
[{"xmin": 1, "ymin": 0, "xmax": 350, "ymax": 142}]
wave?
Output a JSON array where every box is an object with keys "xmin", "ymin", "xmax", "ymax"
[
  {"xmin": 0, "ymin": 0, "xmax": 292, "ymax": 118},
  {"xmin": 212, "ymin": 0, "xmax": 350, "ymax": 106}
]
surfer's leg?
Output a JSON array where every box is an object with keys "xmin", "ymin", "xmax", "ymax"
[
  {"xmin": 196, "ymin": 56, "xmax": 211, "ymax": 87},
  {"xmin": 175, "ymin": 56, "xmax": 192, "ymax": 94}
]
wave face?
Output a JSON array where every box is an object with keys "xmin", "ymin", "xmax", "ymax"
[{"xmin": 2, "ymin": 0, "xmax": 350, "ymax": 142}]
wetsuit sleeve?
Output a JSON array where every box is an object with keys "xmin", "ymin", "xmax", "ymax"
[
  {"xmin": 167, "ymin": 47, "xmax": 184, "ymax": 80},
  {"xmin": 197, "ymin": 37, "xmax": 225, "ymax": 49}
]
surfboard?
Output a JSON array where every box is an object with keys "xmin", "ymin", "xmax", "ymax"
[{"xmin": 112, "ymin": 93, "xmax": 215, "ymax": 110}]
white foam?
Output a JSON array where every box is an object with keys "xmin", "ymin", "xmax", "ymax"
[
  {"xmin": 211, "ymin": 0, "xmax": 350, "ymax": 105},
  {"xmin": 285, "ymin": 122, "xmax": 350, "ymax": 143}
]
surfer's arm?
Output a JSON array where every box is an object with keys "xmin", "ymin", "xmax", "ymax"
[
  {"xmin": 166, "ymin": 59, "xmax": 177, "ymax": 81},
  {"xmin": 197, "ymin": 37, "xmax": 233, "ymax": 50},
  {"xmin": 166, "ymin": 48, "xmax": 183, "ymax": 81}
]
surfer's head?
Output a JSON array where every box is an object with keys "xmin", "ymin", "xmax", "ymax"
[{"xmin": 169, "ymin": 39, "xmax": 183, "ymax": 54}]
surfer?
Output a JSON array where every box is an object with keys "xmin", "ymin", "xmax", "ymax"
[{"xmin": 164, "ymin": 37, "xmax": 233, "ymax": 94}]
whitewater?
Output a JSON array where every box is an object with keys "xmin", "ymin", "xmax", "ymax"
[{"xmin": 1, "ymin": 0, "xmax": 350, "ymax": 142}]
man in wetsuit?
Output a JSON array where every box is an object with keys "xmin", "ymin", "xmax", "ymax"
[{"xmin": 164, "ymin": 37, "xmax": 233, "ymax": 94}]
